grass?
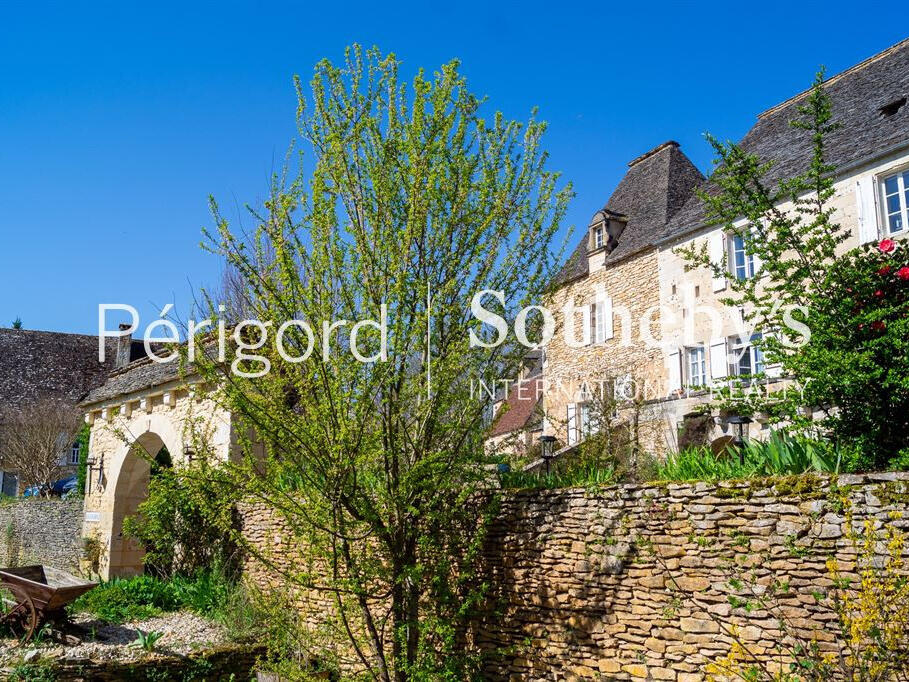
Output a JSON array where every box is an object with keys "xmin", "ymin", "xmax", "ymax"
[
  {"xmin": 69, "ymin": 567, "xmax": 270, "ymax": 645},
  {"xmin": 70, "ymin": 568, "xmax": 235, "ymax": 624},
  {"xmin": 500, "ymin": 460, "xmax": 618, "ymax": 490}
]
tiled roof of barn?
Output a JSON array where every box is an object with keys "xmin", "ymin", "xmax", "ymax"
[
  {"xmin": 0, "ymin": 328, "xmax": 119, "ymax": 406},
  {"xmin": 80, "ymin": 354, "xmax": 185, "ymax": 406},
  {"xmin": 663, "ymin": 37, "xmax": 909, "ymax": 240},
  {"xmin": 553, "ymin": 141, "xmax": 704, "ymax": 286},
  {"xmin": 488, "ymin": 376, "xmax": 543, "ymax": 438}
]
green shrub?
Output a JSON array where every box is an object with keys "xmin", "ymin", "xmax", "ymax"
[
  {"xmin": 122, "ymin": 464, "xmax": 238, "ymax": 577},
  {"xmin": 70, "ymin": 567, "xmax": 238, "ymax": 624},
  {"xmin": 655, "ymin": 432, "xmax": 841, "ymax": 482}
]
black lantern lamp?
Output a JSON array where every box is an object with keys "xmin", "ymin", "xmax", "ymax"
[
  {"xmin": 539, "ymin": 435, "xmax": 557, "ymax": 475},
  {"xmin": 726, "ymin": 415, "xmax": 753, "ymax": 465},
  {"xmin": 86, "ymin": 453, "xmax": 105, "ymax": 495}
]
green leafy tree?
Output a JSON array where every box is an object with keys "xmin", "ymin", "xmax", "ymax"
[
  {"xmin": 191, "ymin": 46, "xmax": 570, "ymax": 680},
  {"xmin": 677, "ymin": 71, "xmax": 909, "ymax": 468}
]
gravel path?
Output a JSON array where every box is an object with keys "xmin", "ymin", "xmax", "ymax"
[{"xmin": 0, "ymin": 610, "xmax": 229, "ymax": 665}]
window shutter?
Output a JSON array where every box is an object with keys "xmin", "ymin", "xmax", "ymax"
[
  {"xmin": 710, "ymin": 233, "xmax": 727, "ymax": 292},
  {"xmin": 580, "ymin": 304, "xmax": 592, "ymax": 346},
  {"xmin": 855, "ymin": 176, "xmax": 880, "ymax": 245},
  {"xmin": 566, "ymin": 403, "xmax": 577, "ymax": 445},
  {"xmin": 594, "ymin": 296, "xmax": 613, "ymax": 342},
  {"xmin": 667, "ymin": 349, "xmax": 682, "ymax": 394},
  {"xmin": 709, "ymin": 337, "xmax": 728, "ymax": 381}
]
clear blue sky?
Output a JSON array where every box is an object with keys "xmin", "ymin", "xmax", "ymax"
[{"xmin": 1, "ymin": 2, "xmax": 904, "ymax": 335}]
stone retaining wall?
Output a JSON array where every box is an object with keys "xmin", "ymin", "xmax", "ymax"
[
  {"xmin": 0, "ymin": 498, "xmax": 84, "ymax": 572},
  {"xmin": 239, "ymin": 473, "xmax": 909, "ymax": 680}
]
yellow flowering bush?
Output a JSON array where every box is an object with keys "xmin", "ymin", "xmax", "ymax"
[{"xmin": 707, "ymin": 508, "xmax": 909, "ymax": 682}]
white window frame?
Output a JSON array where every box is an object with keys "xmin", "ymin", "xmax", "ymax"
[
  {"xmin": 70, "ymin": 441, "xmax": 81, "ymax": 466},
  {"xmin": 593, "ymin": 224, "xmax": 604, "ymax": 249},
  {"xmin": 686, "ymin": 346, "xmax": 707, "ymax": 388},
  {"xmin": 729, "ymin": 233, "xmax": 755, "ymax": 281},
  {"xmin": 730, "ymin": 333, "xmax": 765, "ymax": 378},
  {"xmin": 881, "ymin": 169, "xmax": 909, "ymax": 236}
]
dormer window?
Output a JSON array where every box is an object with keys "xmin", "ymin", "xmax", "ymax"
[{"xmin": 593, "ymin": 225, "xmax": 604, "ymax": 249}]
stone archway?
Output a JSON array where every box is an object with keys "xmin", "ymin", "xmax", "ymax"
[
  {"xmin": 107, "ymin": 432, "xmax": 169, "ymax": 577},
  {"xmin": 81, "ymin": 378, "xmax": 235, "ymax": 579}
]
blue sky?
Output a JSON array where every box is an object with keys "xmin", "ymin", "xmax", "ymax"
[{"xmin": 1, "ymin": 2, "xmax": 904, "ymax": 335}]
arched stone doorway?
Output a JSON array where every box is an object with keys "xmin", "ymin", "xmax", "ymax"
[
  {"xmin": 81, "ymin": 376, "xmax": 235, "ymax": 579},
  {"xmin": 108, "ymin": 432, "xmax": 171, "ymax": 577}
]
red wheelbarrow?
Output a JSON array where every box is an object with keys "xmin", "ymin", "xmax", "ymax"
[{"xmin": 0, "ymin": 565, "xmax": 98, "ymax": 644}]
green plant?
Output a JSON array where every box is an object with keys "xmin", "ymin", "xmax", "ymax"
[
  {"xmin": 69, "ymin": 568, "xmax": 237, "ymax": 624},
  {"xmin": 191, "ymin": 42, "xmax": 570, "ymax": 682},
  {"xmin": 122, "ymin": 464, "xmax": 237, "ymax": 578},
  {"xmin": 131, "ymin": 628, "xmax": 164, "ymax": 651},
  {"xmin": 654, "ymin": 432, "xmax": 840, "ymax": 482},
  {"xmin": 75, "ymin": 423, "xmax": 90, "ymax": 496}
]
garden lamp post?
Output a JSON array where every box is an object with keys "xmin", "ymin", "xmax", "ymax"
[
  {"xmin": 86, "ymin": 453, "xmax": 105, "ymax": 495},
  {"xmin": 539, "ymin": 435, "xmax": 557, "ymax": 475},
  {"xmin": 726, "ymin": 415, "xmax": 753, "ymax": 466}
]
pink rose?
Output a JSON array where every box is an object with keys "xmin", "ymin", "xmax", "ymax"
[
  {"xmin": 879, "ymin": 239, "xmax": 896, "ymax": 254},
  {"xmin": 878, "ymin": 265, "xmax": 892, "ymax": 276},
  {"xmin": 898, "ymin": 267, "xmax": 909, "ymax": 281}
]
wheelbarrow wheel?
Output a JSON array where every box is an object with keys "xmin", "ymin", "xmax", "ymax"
[{"xmin": 0, "ymin": 583, "xmax": 38, "ymax": 645}]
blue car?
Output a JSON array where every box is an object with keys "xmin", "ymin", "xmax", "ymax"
[{"xmin": 22, "ymin": 476, "xmax": 77, "ymax": 498}]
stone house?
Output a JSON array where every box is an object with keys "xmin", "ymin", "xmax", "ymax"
[
  {"xmin": 0, "ymin": 327, "xmax": 138, "ymax": 494},
  {"xmin": 530, "ymin": 37, "xmax": 909, "ymax": 457}
]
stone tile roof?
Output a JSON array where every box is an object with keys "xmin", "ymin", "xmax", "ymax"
[
  {"xmin": 554, "ymin": 141, "xmax": 704, "ymax": 285},
  {"xmin": 663, "ymin": 38, "xmax": 909, "ymax": 240},
  {"xmin": 488, "ymin": 375, "xmax": 543, "ymax": 438},
  {"xmin": 0, "ymin": 328, "xmax": 119, "ymax": 406},
  {"xmin": 80, "ymin": 355, "xmax": 184, "ymax": 407}
]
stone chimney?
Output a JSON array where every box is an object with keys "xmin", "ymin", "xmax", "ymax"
[{"xmin": 115, "ymin": 323, "xmax": 133, "ymax": 369}]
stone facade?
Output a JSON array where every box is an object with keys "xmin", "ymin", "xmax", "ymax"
[
  {"xmin": 543, "ymin": 248, "xmax": 666, "ymax": 451},
  {"xmin": 238, "ymin": 474, "xmax": 909, "ymax": 680},
  {"xmin": 0, "ymin": 498, "xmax": 84, "ymax": 573},
  {"xmin": 81, "ymin": 379, "xmax": 234, "ymax": 578}
]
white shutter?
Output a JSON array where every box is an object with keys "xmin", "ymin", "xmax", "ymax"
[
  {"xmin": 667, "ymin": 349, "xmax": 682, "ymax": 394},
  {"xmin": 566, "ymin": 403, "xmax": 577, "ymax": 445},
  {"xmin": 710, "ymin": 233, "xmax": 727, "ymax": 292},
  {"xmin": 709, "ymin": 337, "xmax": 728, "ymax": 381},
  {"xmin": 595, "ymin": 296, "xmax": 613, "ymax": 342},
  {"xmin": 855, "ymin": 176, "xmax": 880, "ymax": 245}
]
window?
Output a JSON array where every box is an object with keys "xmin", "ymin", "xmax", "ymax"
[
  {"xmin": 70, "ymin": 441, "xmax": 81, "ymax": 466},
  {"xmin": 590, "ymin": 300, "xmax": 607, "ymax": 343},
  {"xmin": 686, "ymin": 346, "xmax": 707, "ymax": 387},
  {"xmin": 579, "ymin": 402, "xmax": 593, "ymax": 438},
  {"xmin": 730, "ymin": 234, "xmax": 755, "ymax": 280},
  {"xmin": 882, "ymin": 169, "xmax": 909, "ymax": 235},
  {"xmin": 593, "ymin": 225, "xmax": 604, "ymax": 249},
  {"xmin": 730, "ymin": 333, "xmax": 765, "ymax": 378}
]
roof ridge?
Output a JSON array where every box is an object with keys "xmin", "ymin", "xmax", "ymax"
[
  {"xmin": 0, "ymin": 327, "xmax": 103, "ymax": 340},
  {"xmin": 758, "ymin": 37, "xmax": 909, "ymax": 120},
  {"xmin": 627, "ymin": 140, "xmax": 679, "ymax": 167}
]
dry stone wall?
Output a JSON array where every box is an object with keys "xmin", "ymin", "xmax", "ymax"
[
  {"xmin": 0, "ymin": 498, "xmax": 84, "ymax": 572},
  {"xmin": 238, "ymin": 473, "xmax": 909, "ymax": 681}
]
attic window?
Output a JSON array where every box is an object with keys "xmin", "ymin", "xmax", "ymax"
[
  {"xmin": 880, "ymin": 97, "xmax": 907, "ymax": 118},
  {"xmin": 593, "ymin": 224, "xmax": 604, "ymax": 249}
]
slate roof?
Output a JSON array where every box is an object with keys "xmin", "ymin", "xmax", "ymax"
[
  {"xmin": 0, "ymin": 328, "xmax": 120, "ymax": 406},
  {"xmin": 663, "ymin": 37, "xmax": 909, "ymax": 240},
  {"xmin": 80, "ymin": 355, "xmax": 185, "ymax": 406},
  {"xmin": 554, "ymin": 141, "xmax": 704, "ymax": 285}
]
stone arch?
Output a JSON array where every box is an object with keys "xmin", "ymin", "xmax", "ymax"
[{"xmin": 104, "ymin": 414, "xmax": 186, "ymax": 577}]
